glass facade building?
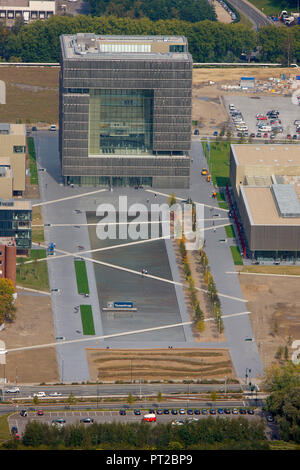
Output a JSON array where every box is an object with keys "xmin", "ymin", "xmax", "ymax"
[
  {"xmin": 0, "ymin": 200, "xmax": 32, "ymax": 253},
  {"xmin": 59, "ymin": 34, "xmax": 192, "ymax": 188}
]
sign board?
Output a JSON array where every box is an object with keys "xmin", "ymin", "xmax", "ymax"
[{"xmin": 114, "ymin": 301, "xmax": 134, "ymax": 309}]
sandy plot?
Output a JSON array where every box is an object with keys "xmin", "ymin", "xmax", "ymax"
[
  {"xmin": 0, "ymin": 292, "xmax": 59, "ymax": 384},
  {"xmin": 212, "ymin": 0, "xmax": 233, "ymax": 23},
  {"xmin": 87, "ymin": 348, "xmax": 235, "ymax": 382},
  {"xmin": 237, "ymin": 269, "xmax": 300, "ymax": 371}
]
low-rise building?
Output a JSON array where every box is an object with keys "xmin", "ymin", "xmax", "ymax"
[
  {"xmin": 0, "ymin": 123, "xmax": 26, "ymax": 196},
  {"xmin": 0, "ymin": 0, "xmax": 55, "ymax": 24},
  {"xmin": 230, "ymin": 144, "xmax": 300, "ymax": 262},
  {"xmin": 0, "ymin": 237, "xmax": 16, "ymax": 286},
  {"xmin": 0, "ymin": 199, "xmax": 32, "ymax": 254}
]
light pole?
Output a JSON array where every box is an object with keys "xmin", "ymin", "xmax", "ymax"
[{"xmin": 245, "ymin": 368, "xmax": 251, "ymax": 386}]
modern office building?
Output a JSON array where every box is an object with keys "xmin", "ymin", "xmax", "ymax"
[
  {"xmin": 0, "ymin": 237, "xmax": 16, "ymax": 286},
  {"xmin": 230, "ymin": 144, "xmax": 300, "ymax": 261},
  {"xmin": 0, "ymin": 200, "xmax": 32, "ymax": 254},
  {"xmin": 0, "ymin": 0, "xmax": 55, "ymax": 25},
  {"xmin": 59, "ymin": 33, "xmax": 192, "ymax": 188},
  {"xmin": 0, "ymin": 123, "xmax": 26, "ymax": 196}
]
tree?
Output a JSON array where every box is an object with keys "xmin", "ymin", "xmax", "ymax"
[{"xmin": 0, "ymin": 278, "xmax": 16, "ymax": 324}]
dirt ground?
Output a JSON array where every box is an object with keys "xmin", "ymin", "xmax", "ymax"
[
  {"xmin": 87, "ymin": 348, "xmax": 235, "ymax": 383},
  {"xmin": 237, "ymin": 270, "xmax": 300, "ymax": 371},
  {"xmin": 212, "ymin": 0, "xmax": 232, "ymax": 23},
  {"xmin": 0, "ymin": 292, "xmax": 59, "ymax": 385}
]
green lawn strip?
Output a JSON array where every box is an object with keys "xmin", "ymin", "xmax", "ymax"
[
  {"xmin": 80, "ymin": 305, "xmax": 95, "ymax": 335},
  {"xmin": 225, "ymin": 225, "xmax": 235, "ymax": 238},
  {"xmin": 17, "ymin": 249, "xmax": 47, "ymax": 264},
  {"xmin": 27, "ymin": 136, "xmax": 38, "ymax": 185},
  {"xmin": 202, "ymin": 141, "xmax": 231, "ymax": 188},
  {"xmin": 74, "ymin": 260, "xmax": 90, "ymax": 295},
  {"xmin": 247, "ymin": 0, "xmax": 285, "ymax": 16},
  {"xmin": 16, "ymin": 249, "xmax": 49, "ymax": 291},
  {"xmin": 218, "ymin": 202, "xmax": 228, "ymax": 210},
  {"xmin": 230, "ymin": 246, "xmax": 243, "ymax": 265},
  {"xmin": 0, "ymin": 413, "xmax": 11, "ymax": 444}
]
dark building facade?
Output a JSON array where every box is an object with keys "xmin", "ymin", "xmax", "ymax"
[
  {"xmin": 0, "ymin": 199, "xmax": 32, "ymax": 254},
  {"xmin": 59, "ymin": 34, "xmax": 193, "ymax": 188},
  {"xmin": 0, "ymin": 237, "xmax": 16, "ymax": 286}
]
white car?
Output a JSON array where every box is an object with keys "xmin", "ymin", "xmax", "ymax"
[
  {"xmin": 49, "ymin": 392, "xmax": 62, "ymax": 397},
  {"xmin": 49, "ymin": 124, "xmax": 56, "ymax": 131},
  {"xmin": 5, "ymin": 387, "xmax": 20, "ymax": 393},
  {"xmin": 33, "ymin": 391, "xmax": 46, "ymax": 397}
]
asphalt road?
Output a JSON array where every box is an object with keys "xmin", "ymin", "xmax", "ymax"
[{"xmin": 228, "ymin": 0, "xmax": 272, "ymax": 29}]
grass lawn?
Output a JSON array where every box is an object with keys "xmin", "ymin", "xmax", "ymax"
[
  {"xmin": 31, "ymin": 206, "xmax": 45, "ymax": 244},
  {"xmin": 230, "ymin": 246, "xmax": 243, "ymax": 265},
  {"xmin": 240, "ymin": 265, "xmax": 300, "ymax": 275},
  {"xmin": 16, "ymin": 250, "xmax": 49, "ymax": 291},
  {"xmin": 27, "ymin": 137, "xmax": 38, "ymax": 185},
  {"xmin": 74, "ymin": 260, "xmax": 90, "ymax": 295},
  {"xmin": 247, "ymin": 0, "xmax": 286, "ymax": 16},
  {"xmin": 218, "ymin": 201, "xmax": 228, "ymax": 210},
  {"xmin": 225, "ymin": 225, "xmax": 235, "ymax": 238},
  {"xmin": 0, "ymin": 413, "xmax": 11, "ymax": 444},
  {"xmin": 80, "ymin": 305, "xmax": 95, "ymax": 335},
  {"xmin": 202, "ymin": 141, "xmax": 231, "ymax": 188}
]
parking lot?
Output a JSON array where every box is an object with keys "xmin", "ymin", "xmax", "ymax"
[
  {"xmin": 8, "ymin": 406, "xmax": 267, "ymax": 436},
  {"xmin": 223, "ymin": 95, "xmax": 300, "ymax": 140}
]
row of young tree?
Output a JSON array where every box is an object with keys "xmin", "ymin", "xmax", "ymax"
[
  {"xmin": 0, "ymin": 15, "xmax": 299, "ymax": 64},
  {"xmin": 5, "ymin": 416, "xmax": 267, "ymax": 450}
]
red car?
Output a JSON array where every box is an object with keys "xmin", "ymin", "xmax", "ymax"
[
  {"xmin": 263, "ymin": 133, "xmax": 268, "ymax": 138},
  {"xmin": 257, "ymin": 115, "xmax": 267, "ymax": 120},
  {"xmin": 286, "ymin": 134, "xmax": 292, "ymax": 139},
  {"xmin": 37, "ymin": 410, "xmax": 44, "ymax": 416}
]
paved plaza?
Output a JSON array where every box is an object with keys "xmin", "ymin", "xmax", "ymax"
[{"xmin": 31, "ymin": 131, "xmax": 264, "ymax": 382}]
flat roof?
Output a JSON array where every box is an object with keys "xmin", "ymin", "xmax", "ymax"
[
  {"xmin": 232, "ymin": 144, "xmax": 300, "ymax": 167},
  {"xmin": 61, "ymin": 33, "xmax": 191, "ymax": 61},
  {"xmin": 0, "ymin": 123, "xmax": 25, "ymax": 136},
  {"xmin": 241, "ymin": 186, "xmax": 300, "ymax": 226},
  {"xmin": 0, "ymin": 199, "xmax": 31, "ymax": 210}
]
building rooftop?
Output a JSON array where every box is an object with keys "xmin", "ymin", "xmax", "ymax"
[
  {"xmin": 0, "ymin": 0, "xmax": 54, "ymax": 5},
  {"xmin": 232, "ymin": 144, "xmax": 300, "ymax": 167},
  {"xmin": 61, "ymin": 33, "xmax": 191, "ymax": 61},
  {"xmin": 0, "ymin": 199, "xmax": 31, "ymax": 210},
  {"xmin": 241, "ymin": 186, "xmax": 300, "ymax": 226},
  {"xmin": 0, "ymin": 123, "xmax": 26, "ymax": 136}
]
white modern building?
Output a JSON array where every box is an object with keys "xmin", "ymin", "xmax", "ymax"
[{"xmin": 0, "ymin": 0, "xmax": 55, "ymax": 24}]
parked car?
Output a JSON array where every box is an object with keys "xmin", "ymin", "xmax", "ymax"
[
  {"xmin": 256, "ymin": 132, "xmax": 262, "ymax": 138},
  {"xmin": 232, "ymin": 408, "xmax": 239, "ymax": 414},
  {"xmin": 11, "ymin": 426, "xmax": 18, "ymax": 434},
  {"xmin": 33, "ymin": 392, "xmax": 46, "ymax": 397},
  {"xmin": 187, "ymin": 409, "xmax": 194, "ymax": 415},
  {"xmin": 194, "ymin": 409, "xmax": 201, "ymax": 415},
  {"xmin": 156, "ymin": 409, "xmax": 163, "ymax": 415},
  {"xmin": 250, "ymin": 133, "xmax": 255, "ymax": 138},
  {"xmin": 49, "ymin": 392, "xmax": 62, "ymax": 397},
  {"xmin": 49, "ymin": 124, "xmax": 56, "ymax": 131},
  {"xmin": 134, "ymin": 409, "xmax": 141, "ymax": 415},
  {"xmin": 218, "ymin": 408, "xmax": 224, "ymax": 414},
  {"xmin": 194, "ymin": 129, "xmax": 199, "ymax": 135},
  {"xmin": 37, "ymin": 410, "xmax": 44, "ymax": 416},
  {"xmin": 263, "ymin": 133, "xmax": 268, "ymax": 138},
  {"xmin": 213, "ymin": 131, "xmax": 218, "ymax": 136},
  {"xmin": 224, "ymin": 408, "xmax": 231, "ymax": 414},
  {"xmin": 247, "ymin": 409, "xmax": 254, "ymax": 415},
  {"xmin": 31, "ymin": 126, "xmax": 37, "ymax": 131},
  {"xmin": 80, "ymin": 417, "xmax": 94, "ymax": 423},
  {"xmin": 266, "ymin": 415, "xmax": 274, "ymax": 422},
  {"xmin": 210, "ymin": 409, "xmax": 216, "ymax": 415},
  {"xmin": 293, "ymin": 134, "xmax": 298, "ymax": 140},
  {"xmin": 179, "ymin": 409, "xmax": 185, "ymax": 415},
  {"xmin": 286, "ymin": 134, "xmax": 292, "ymax": 139},
  {"xmin": 163, "ymin": 409, "xmax": 170, "ymax": 414},
  {"xmin": 20, "ymin": 409, "xmax": 27, "ymax": 417},
  {"xmin": 239, "ymin": 408, "xmax": 247, "ymax": 414},
  {"xmin": 119, "ymin": 409, "xmax": 126, "ymax": 415},
  {"xmin": 171, "ymin": 409, "xmax": 178, "ymax": 415},
  {"xmin": 5, "ymin": 387, "xmax": 20, "ymax": 393}
]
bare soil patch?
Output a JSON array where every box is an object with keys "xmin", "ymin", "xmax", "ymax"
[
  {"xmin": 87, "ymin": 348, "xmax": 235, "ymax": 382},
  {"xmin": 0, "ymin": 66, "xmax": 59, "ymax": 125},
  {"xmin": 0, "ymin": 292, "xmax": 59, "ymax": 384},
  {"xmin": 237, "ymin": 269, "xmax": 300, "ymax": 370}
]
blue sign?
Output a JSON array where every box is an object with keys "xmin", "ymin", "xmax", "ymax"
[{"xmin": 114, "ymin": 301, "xmax": 134, "ymax": 309}]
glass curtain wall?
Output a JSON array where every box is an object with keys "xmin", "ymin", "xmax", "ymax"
[{"xmin": 89, "ymin": 89, "xmax": 153, "ymax": 156}]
